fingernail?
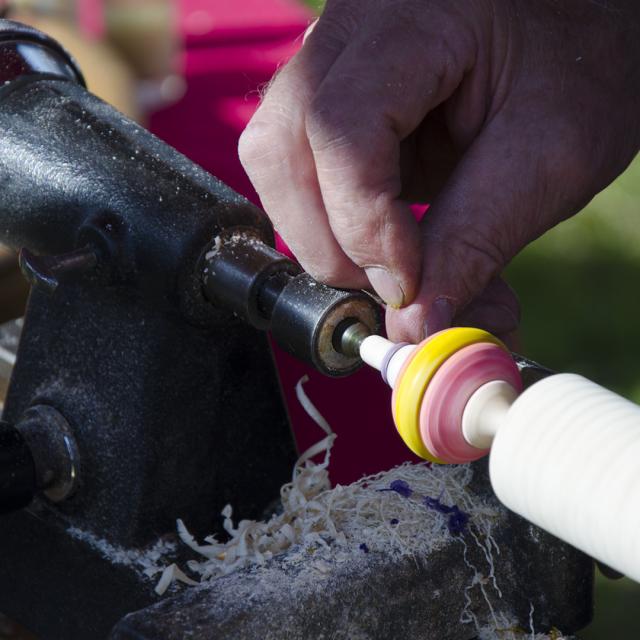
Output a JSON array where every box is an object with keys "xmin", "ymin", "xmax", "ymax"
[
  {"xmin": 364, "ymin": 266, "xmax": 405, "ymax": 309},
  {"xmin": 424, "ymin": 297, "xmax": 455, "ymax": 337}
]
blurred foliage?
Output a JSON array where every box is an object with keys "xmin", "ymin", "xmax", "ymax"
[
  {"xmin": 300, "ymin": 0, "xmax": 325, "ymax": 13},
  {"xmin": 507, "ymin": 159, "xmax": 640, "ymax": 401},
  {"xmin": 506, "ymin": 157, "xmax": 640, "ymax": 639},
  {"xmin": 583, "ymin": 574, "xmax": 640, "ymax": 639}
]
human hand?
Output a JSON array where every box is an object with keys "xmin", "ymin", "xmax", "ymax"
[{"xmin": 239, "ymin": 0, "xmax": 640, "ymax": 342}]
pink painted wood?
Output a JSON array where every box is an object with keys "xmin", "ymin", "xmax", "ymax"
[{"xmin": 420, "ymin": 343, "xmax": 522, "ymax": 464}]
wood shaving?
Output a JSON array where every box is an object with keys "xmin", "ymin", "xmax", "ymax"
[
  {"xmin": 154, "ymin": 563, "xmax": 199, "ymax": 595},
  {"xmin": 166, "ymin": 377, "xmax": 497, "ymax": 584},
  {"xmin": 155, "ymin": 376, "xmax": 570, "ymax": 639}
]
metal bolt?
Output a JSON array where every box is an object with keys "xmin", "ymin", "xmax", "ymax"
[
  {"xmin": 16, "ymin": 405, "xmax": 80, "ymax": 503},
  {"xmin": 333, "ymin": 320, "xmax": 372, "ymax": 358}
]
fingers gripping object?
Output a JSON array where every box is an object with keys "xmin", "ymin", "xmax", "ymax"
[{"xmin": 359, "ymin": 327, "xmax": 640, "ymax": 582}]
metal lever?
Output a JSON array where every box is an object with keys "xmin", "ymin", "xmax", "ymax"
[{"xmin": 19, "ymin": 246, "xmax": 98, "ymax": 294}]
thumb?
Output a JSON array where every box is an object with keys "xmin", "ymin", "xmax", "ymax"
[{"xmin": 386, "ymin": 110, "xmax": 591, "ymax": 343}]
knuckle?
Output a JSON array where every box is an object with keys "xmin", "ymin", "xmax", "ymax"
[
  {"xmin": 368, "ymin": 0, "xmax": 475, "ymax": 69},
  {"xmin": 331, "ymin": 205, "xmax": 397, "ymax": 267},
  {"xmin": 315, "ymin": 0, "xmax": 361, "ymax": 43},
  {"xmin": 238, "ymin": 119, "xmax": 290, "ymax": 172},
  {"xmin": 438, "ymin": 227, "xmax": 506, "ymax": 299},
  {"xmin": 334, "ymin": 217, "xmax": 381, "ymax": 260},
  {"xmin": 305, "ymin": 93, "xmax": 353, "ymax": 152},
  {"xmin": 457, "ymin": 231, "xmax": 505, "ymax": 274},
  {"xmin": 238, "ymin": 121, "xmax": 271, "ymax": 167},
  {"xmin": 306, "ymin": 80, "xmax": 380, "ymax": 154},
  {"xmin": 376, "ymin": 2, "xmax": 441, "ymax": 48},
  {"xmin": 327, "ymin": 185, "xmax": 404, "ymax": 255}
]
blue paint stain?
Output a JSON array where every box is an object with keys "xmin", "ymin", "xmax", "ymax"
[
  {"xmin": 423, "ymin": 495, "xmax": 469, "ymax": 535},
  {"xmin": 378, "ymin": 479, "xmax": 468, "ymax": 535},
  {"xmin": 379, "ymin": 479, "xmax": 413, "ymax": 498},
  {"xmin": 447, "ymin": 510, "xmax": 469, "ymax": 535},
  {"xmin": 359, "ymin": 543, "xmax": 370, "ymax": 553}
]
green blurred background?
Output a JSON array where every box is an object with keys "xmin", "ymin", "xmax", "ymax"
[
  {"xmin": 507, "ymin": 159, "xmax": 640, "ymax": 638},
  {"xmin": 300, "ymin": 1, "xmax": 640, "ymax": 634}
]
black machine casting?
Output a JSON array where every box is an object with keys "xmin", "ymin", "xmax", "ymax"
[
  {"xmin": 0, "ymin": 19, "xmax": 592, "ymax": 640},
  {"xmin": 0, "ymin": 18, "xmax": 379, "ymax": 638}
]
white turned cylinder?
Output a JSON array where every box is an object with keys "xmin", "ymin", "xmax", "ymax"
[
  {"xmin": 359, "ymin": 335, "xmax": 394, "ymax": 371},
  {"xmin": 490, "ymin": 373, "xmax": 640, "ymax": 581},
  {"xmin": 359, "ymin": 336, "xmax": 414, "ymax": 388},
  {"xmin": 462, "ymin": 380, "xmax": 518, "ymax": 449},
  {"xmin": 386, "ymin": 345, "xmax": 416, "ymax": 388}
]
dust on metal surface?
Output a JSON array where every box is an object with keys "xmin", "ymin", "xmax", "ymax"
[{"xmin": 0, "ymin": 319, "xmax": 21, "ymax": 410}]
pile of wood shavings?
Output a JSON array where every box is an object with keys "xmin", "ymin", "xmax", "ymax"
[
  {"xmin": 157, "ymin": 376, "xmax": 500, "ymax": 594},
  {"xmin": 156, "ymin": 377, "xmax": 573, "ymax": 640}
]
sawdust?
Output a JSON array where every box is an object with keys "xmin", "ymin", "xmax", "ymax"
[
  {"xmin": 157, "ymin": 377, "xmax": 569, "ymax": 639},
  {"xmin": 167, "ymin": 377, "xmax": 499, "ymax": 587},
  {"xmin": 62, "ymin": 375, "xmax": 574, "ymax": 639},
  {"xmin": 203, "ymin": 235, "xmax": 223, "ymax": 262},
  {"xmin": 175, "ymin": 459, "xmax": 493, "ymax": 581},
  {"xmin": 204, "ymin": 230, "xmax": 263, "ymax": 262},
  {"xmin": 67, "ymin": 527, "xmax": 178, "ymax": 580}
]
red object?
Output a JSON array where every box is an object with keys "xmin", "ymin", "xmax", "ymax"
[{"xmin": 149, "ymin": 0, "xmax": 419, "ymax": 484}]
